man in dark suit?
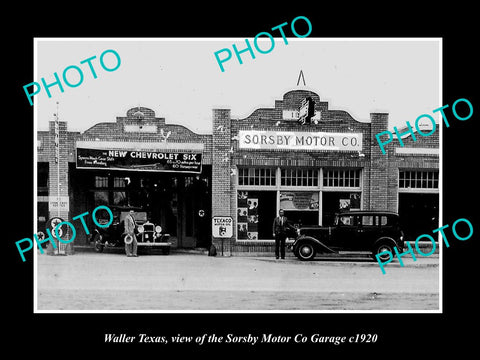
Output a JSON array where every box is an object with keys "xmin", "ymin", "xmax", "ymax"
[{"xmin": 272, "ymin": 209, "xmax": 289, "ymax": 259}]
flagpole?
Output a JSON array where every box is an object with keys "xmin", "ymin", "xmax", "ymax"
[
  {"xmin": 54, "ymin": 102, "xmax": 61, "ymax": 254},
  {"xmin": 55, "ymin": 102, "xmax": 60, "ymax": 218}
]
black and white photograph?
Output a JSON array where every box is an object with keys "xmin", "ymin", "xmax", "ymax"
[
  {"xmin": 31, "ymin": 37, "xmax": 443, "ymax": 313},
  {"xmin": 8, "ymin": 8, "xmax": 479, "ymax": 356}
]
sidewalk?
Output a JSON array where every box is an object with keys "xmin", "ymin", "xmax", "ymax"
[{"xmin": 71, "ymin": 240, "xmax": 439, "ymax": 258}]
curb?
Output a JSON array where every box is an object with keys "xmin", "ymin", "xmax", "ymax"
[
  {"xmin": 58, "ymin": 241, "xmax": 440, "ymax": 257},
  {"xmin": 72, "ymin": 245, "xmax": 209, "ymax": 255}
]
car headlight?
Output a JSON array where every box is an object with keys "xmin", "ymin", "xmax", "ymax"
[
  {"xmin": 137, "ymin": 225, "xmax": 144, "ymax": 233},
  {"xmin": 155, "ymin": 225, "xmax": 162, "ymax": 233}
]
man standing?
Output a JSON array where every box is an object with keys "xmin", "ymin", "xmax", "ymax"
[
  {"xmin": 272, "ymin": 209, "xmax": 289, "ymax": 259},
  {"xmin": 124, "ymin": 209, "xmax": 138, "ymax": 257}
]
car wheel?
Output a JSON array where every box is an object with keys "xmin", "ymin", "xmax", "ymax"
[
  {"xmin": 296, "ymin": 243, "xmax": 316, "ymax": 261},
  {"xmin": 372, "ymin": 243, "xmax": 394, "ymax": 261},
  {"xmin": 93, "ymin": 233, "xmax": 104, "ymax": 253}
]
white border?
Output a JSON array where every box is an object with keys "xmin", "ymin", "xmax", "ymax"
[{"xmin": 33, "ymin": 37, "xmax": 442, "ymax": 314}]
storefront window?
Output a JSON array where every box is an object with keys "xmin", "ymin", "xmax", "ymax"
[
  {"xmin": 322, "ymin": 191, "xmax": 361, "ymax": 225},
  {"xmin": 323, "ymin": 169, "xmax": 360, "ymax": 188},
  {"xmin": 238, "ymin": 168, "xmax": 276, "ymax": 186},
  {"xmin": 37, "ymin": 162, "xmax": 49, "ymax": 196},
  {"xmin": 280, "ymin": 191, "xmax": 319, "ymax": 226},
  {"xmin": 95, "ymin": 176, "xmax": 108, "ymax": 188},
  {"xmin": 235, "ymin": 167, "xmax": 364, "ymax": 236},
  {"xmin": 237, "ymin": 190, "xmax": 276, "ymax": 240},
  {"xmin": 399, "ymin": 170, "xmax": 438, "ymax": 189},
  {"xmin": 281, "ymin": 169, "xmax": 318, "ymax": 187}
]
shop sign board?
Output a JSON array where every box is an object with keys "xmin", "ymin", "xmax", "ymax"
[
  {"xmin": 212, "ymin": 216, "xmax": 233, "ymax": 238},
  {"xmin": 48, "ymin": 196, "xmax": 69, "ymax": 212},
  {"xmin": 280, "ymin": 192, "xmax": 319, "ymax": 210},
  {"xmin": 238, "ymin": 130, "xmax": 362, "ymax": 151},
  {"xmin": 76, "ymin": 147, "xmax": 202, "ymax": 173}
]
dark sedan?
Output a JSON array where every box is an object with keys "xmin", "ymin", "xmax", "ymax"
[{"xmin": 290, "ymin": 211, "xmax": 404, "ymax": 261}]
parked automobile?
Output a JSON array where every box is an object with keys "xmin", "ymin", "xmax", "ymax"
[
  {"xmin": 289, "ymin": 210, "xmax": 404, "ymax": 261},
  {"xmin": 90, "ymin": 206, "xmax": 171, "ymax": 255}
]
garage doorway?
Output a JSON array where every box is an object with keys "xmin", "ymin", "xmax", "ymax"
[{"xmin": 398, "ymin": 193, "xmax": 439, "ymax": 241}]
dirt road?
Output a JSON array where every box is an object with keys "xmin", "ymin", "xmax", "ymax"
[{"xmin": 36, "ymin": 252, "xmax": 439, "ymax": 311}]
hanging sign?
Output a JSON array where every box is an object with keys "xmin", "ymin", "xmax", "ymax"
[
  {"xmin": 239, "ymin": 130, "xmax": 362, "ymax": 151},
  {"xmin": 76, "ymin": 147, "xmax": 202, "ymax": 173}
]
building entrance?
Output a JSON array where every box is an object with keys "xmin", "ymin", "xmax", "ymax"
[
  {"xmin": 178, "ymin": 175, "xmax": 211, "ymax": 248},
  {"xmin": 398, "ymin": 193, "xmax": 439, "ymax": 242},
  {"xmin": 69, "ymin": 165, "xmax": 211, "ymax": 248}
]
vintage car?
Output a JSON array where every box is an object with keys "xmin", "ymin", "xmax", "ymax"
[
  {"xmin": 289, "ymin": 210, "xmax": 404, "ymax": 261},
  {"xmin": 90, "ymin": 206, "xmax": 172, "ymax": 255}
]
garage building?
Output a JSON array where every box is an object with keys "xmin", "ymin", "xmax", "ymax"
[{"xmin": 36, "ymin": 89, "xmax": 439, "ymax": 255}]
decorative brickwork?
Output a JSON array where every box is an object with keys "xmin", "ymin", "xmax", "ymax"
[{"xmin": 36, "ymin": 92, "xmax": 439, "ymax": 257}]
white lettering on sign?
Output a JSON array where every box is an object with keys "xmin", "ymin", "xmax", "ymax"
[
  {"xmin": 238, "ymin": 130, "xmax": 362, "ymax": 151},
  {"xmin": 282, "ymin": 109, "xmax": 321, "ymax": 121},
  {"xmin": 212, "ymin": 216, "xmax": 233, "ymax": 238}
]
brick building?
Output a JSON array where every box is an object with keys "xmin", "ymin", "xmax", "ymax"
[{"xmin": 37, "ymin": 89, "xmax": 439, "ymax": 255}]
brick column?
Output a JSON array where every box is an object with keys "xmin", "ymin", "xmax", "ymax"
[
  {"xmin": 47, "ymin": 120, "xmax": 74, "ymax": 255},
  {"xmin": 369, "ymin": 113, "xmax": 389, "ymax": 211},
  {"xmin": 211, "ymin": 109, "xmax": 232, "ymax": 256}
]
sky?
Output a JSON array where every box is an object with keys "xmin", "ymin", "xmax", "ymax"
[{"xmin": 35, "ymin": 38, "xmax": 441, "ymax": 134}]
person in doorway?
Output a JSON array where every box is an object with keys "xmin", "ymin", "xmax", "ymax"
[
  {"xmin": 272, "ymin": 209, "xmax": 289, "ymax": 259},
  {"xmin": 124, "ymin": 209, "xmax": 138, "ymax": 257}
]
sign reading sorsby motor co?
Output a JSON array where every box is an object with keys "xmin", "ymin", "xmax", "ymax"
[
  {"xmin": 238, "ymin": 130, "xmax": 362, "ymax": 151},
  {"xmin": 76, "ymin": 147, "xmax": 202, "ymax": 173}
]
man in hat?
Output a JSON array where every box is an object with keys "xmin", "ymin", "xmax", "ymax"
[
  {"xmin": 124, "ymin": 209, "xmax": 138, "ymax": 257},
  {"xmin": 272, "ymin": 209, "xmax": 289, "ymax": 259}
]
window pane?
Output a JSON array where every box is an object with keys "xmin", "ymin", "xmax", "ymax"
[
  {"xmin": 95, "ymin": 176, "xmax": 108, "ymax": 188},
  {"xmin": 323, "ymin": 169, "xmax": 360, "ymax": 188},
  {"xmin": 280, "ymin": 168, "xmax": 318, "ymax": 187},
  {"xmin": 238, "ymin": 168, "xmax": 276, "ymax": 186},
  {"xmin": 114, "ymin": 177, "xmax": 126, "ymax": 188},
  {"xmin": 362, "ymin": 215, "xmax": 374, "ymax": 226},
  {"xmin": 94, "ymin": 191, "xmax": 109, "ymax": 206},
  {"xmin": 113, "ymin": 191, "xmax": 127, "ymax": 206},
  {"xmin": 399, "ymin": 170, "xmax": 439, "ymax": 189}
]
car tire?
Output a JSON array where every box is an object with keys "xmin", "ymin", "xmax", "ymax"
[
  {"xmin": 93, "ymin": 233, "xmax": 104, "ymax": 253},
  {"xmin": 296, "ymin": 243, "xmax": 316, "ymax": 261},
  {"xmin": 372, "ymin": 243, "xmax": 394, "ymax": 261}
]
